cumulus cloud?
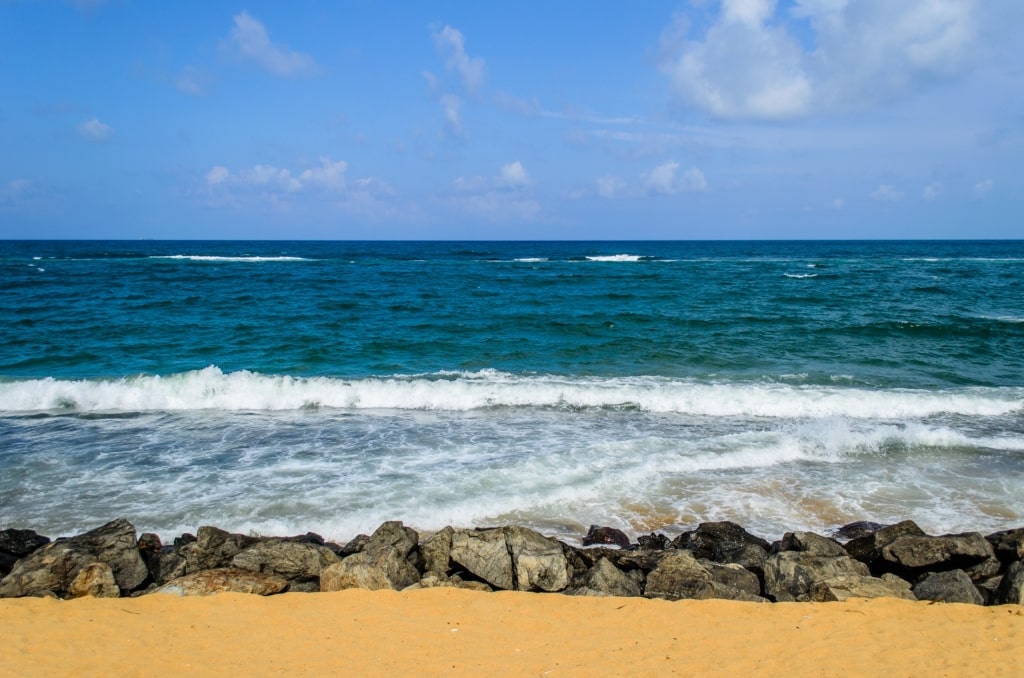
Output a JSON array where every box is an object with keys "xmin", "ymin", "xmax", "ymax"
[
  {"xmin": 659, "ymin": 0, "xmax": 978, "ymax": 120},
  {"xmin": 78, "ymin": 117, "xmax": 113, "ymax": 142},
  {"xmin": 207, "ymin": 157, "xmax": 348, "ymax": 194},
  {"xmin": 596, "ymin": 176, "xmax": 627, "ymax": 198},
  {"xmin": 871, "ymin": 184, "xmax": 904, "ymax": 202},
  {"xmin": 432, "ymin": 25, "xmax": 485, "ymax": 90},
  {"xmin": 642, "ymin": 161, "xmax": 708, "ymax": 195},
  {"xmin": 443, "ymin": 161, "xmax": 540, "ymax": 220},
  {"xmin": 439, "ymin": 94, "xmax": 464, "ymax": 137},
  {"xmin": 224, "ymin": 11, "xmax": 317, "ymax": 78}
]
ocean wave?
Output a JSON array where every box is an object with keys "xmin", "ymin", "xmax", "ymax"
[
  {"xmin": 149, "ymin": 255, "xmax": 312, "ymax": 262},
  {"xmin": 1, "ymin": 367, "xmax": 1020, "ymax": 416},
  {"xmin": 783, "ymin": 273, "xmax": 818, "ymax": 279},
  {"xmin": 585, "ymin": 254, "xmax": 645, "ymax": 262}
]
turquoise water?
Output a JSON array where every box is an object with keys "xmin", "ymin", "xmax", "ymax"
[{"xmin": 1, "ymin": 240, "xmax": 1022, "ymax": 541}]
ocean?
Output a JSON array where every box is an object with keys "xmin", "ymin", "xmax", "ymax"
[{"xmin": 1, "ymin": 240, "xmax": 1022, "ymax": 544}]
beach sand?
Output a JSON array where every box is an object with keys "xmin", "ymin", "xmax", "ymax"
[{"xmin": 2, "ymin": 589, "xmax": 1022, "ymax": 677}]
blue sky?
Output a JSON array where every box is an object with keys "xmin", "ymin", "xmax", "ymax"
[{"xmin": 0, "ymin": 0, "xmax": 1021, "ymax": 239}]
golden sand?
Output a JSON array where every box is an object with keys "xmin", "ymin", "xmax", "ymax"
[{"xmin": 2, "ymin": 589, "xmax": 1022, "ymax": 677}]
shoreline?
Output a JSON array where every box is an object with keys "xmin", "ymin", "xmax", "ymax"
[{"xmin": 3, "ymin": 590, "xmax": 1023, "ymax": 677}]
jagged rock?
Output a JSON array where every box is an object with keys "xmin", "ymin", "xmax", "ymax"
[
  {"xmin": 153, "ymin": 568, "xmax": 288, "ymax": 596},
  {"xmin": 995, "ymin": 561, "xmax": 1023, "ymax": 605},
  {"xmin": 582, "ymin": 525, "xmax": 631, "ymax": 549},
  {"xmin": 173, "ymin": 533, "xmax": 196, "ymax": 548},
  {"xmin": 711, "ymin": 541, "xmax": 768, "ymax": 578},
  {"xmin": 67, "ymin": 562, "xmax": 120, "ymax": 599},
  {"xmin": 881, "ymin": 532, "xmax": 996, "ymax": 575},
  {"xmin": 986, "ymin": 528, "xmax": 1024, "ymax": 565},
  {"xmin": 700, "ymin": 559, "xmax": 762, "ymax": 597},
  {"xmin": 807, "ymin": 573, "xmax": 916, "ymax": 602},
  {"xmin": 179, "ymin": 526, "xmax": 259, "ymax": 573},
  {"xmin": 637, "ymin": 533, "xmax": 669, "ymax": 550},
  {"xmin": 646, "ymin": 550, "xmax": 765, "ymax": 602},
  {"xmin": 674, "ymin": 521, "xmax": 771, "ymax": 560},
  {"xmin": 912, "ymin": 570, "xmax": 984, "ymax": 605},
  {"xmin": 319, "ymin": 521, "xmax": 420, "ymax": 592},
  {"xmin": 0, "ymin": 528, "xmax": 51, "ymax": 574},
  {"xmin": 0, "ymin": 518, "xmax": 147, "ymax": 598},
  {"xmin": 421, "ymin": 527, "xmax": 455, "ymax": 576},
  {"xmin": 764, "ymin": 551, "xmax": 870, "ymax": 602},
  {"xmin": 449, "ymin": 526, "xmax": 568, "ymax": 592},
  {"xmin": 965, "ymin": 556, "xmax": 1003, "ymax": 582},
  {"xmin": 571, "ymin": 545, "xmax": 665, "ymax": 575},
  {"xmin": 568, "ymin": 557, "xmax": 643, "ymax": 597},
  {"xmin": 231, "ymin": 540, "xmax": 340, "ymax": 584},
  {"xmin": 845, "ymin": 520, "xmax": 926, "ymax": 571},
  {"xmin": 832, "ymin": 521, "xmax": 884, "ymax": 542},
  {"xmin": 778, "ymin": 532, "xmax": 848, "ymax": 558},
  {"xmin": 337, "ymin": 534, "xmax": 371, "ymax": 556}
]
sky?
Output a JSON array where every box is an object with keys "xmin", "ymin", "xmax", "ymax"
[{"xmin": 0, "ymin": 0, "xmax": 1021, "ymax": 240}]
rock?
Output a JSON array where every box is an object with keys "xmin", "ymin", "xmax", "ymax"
[
  {"xmin": 637, "ymin": 533, "xmax": 669, "ymax": 550},
  {"xmin": 700, "ymin": 559, "xmax": 762, "ymax": 597},
  {"xmin": 582, "ymin": 525, "xmax": 631, "ymax": 549},
  {"xmin": 0, "ymin": 518, "xmax": 147, "ymax": 598},
  {"xmin": 67, "ymin": 562, "xmax": 120, "ymax": 599},
  {"xmin": 881, "ymin": 532, "xmax": 996, "ymax": 576},
  {"xmin": 764, "ymin": 551, "xmax": 870, "ymax": 602},
  {"xmin": 645, "ymin": 550, "xmax": 764, "ymax": 602},
  {"xmin": 231, "ymin": 540, "xmax": 340, "ymax": 584},
  {"xmin": 568, "ymin": 557, "xmax": 643, "ymax": 597},
  {"xmin": 337, "ymin": 534, "xmax": 371, "ymax": 556},
  {"xmin": 420, "ymin": 527, "xmax": 455, "ymax": 576},
  {"xmin": 845, "ymin": 520, "xmax": 926, "ymax": 571},
  {"xmin": 173, "ymin": 533, "xmax": 196, "ymax": 548},
  {"xmin": 831, "ymin": 521, "xmax": 884, "ymax": 542},
  {"xmin": 571, "ymin": 546, "xmax": 665, "ymax": 575},
  {"xmin": 912, "ymin": 570, "xmax": 985, "ymax": 605},
  {"xmin": 807, "ymin": 573, "xmax": 916, "ymax": 602},
  {"xmin": 0, "ymin": 528, "xmax": 51, "ymax": 574},
  {"xmin": 995, "ymin": 561, "xmax": 1023, "ymax": 605},
  {"xmin": 153, "ymin": 568, "xmax": 288, "ymax": 596},
  {"xmin": 180, "ymin": 526, "xmax": 259, "ymax": 572},
  {"xmin": 449, "ymin": 526, "xmax": 568, "ymax": 592},
  {"xmin": 711, "ymin": 541, "xmax": 768, "ymax": 578},
  {"xmin": 778, "ymin": 532, "xmax": 848, "ymax": 558},
  {"xmin": 319, "ymin": 521, "xmax": 421, "ymax": 592},
  {"xmin": 675, "ymin": 521, "xmax": 771, "ymax": 560},
  {"xmin": 986, "ymin": 528, "xmax": 1024, "ymax": 566}
]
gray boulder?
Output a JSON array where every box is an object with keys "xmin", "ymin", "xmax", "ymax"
[
  {"xmin": 778, "ymin": 531, "xmax": 848, "ymax": 557},
  {"xmin": 764, "ymin": 550, "xmax": 870, "ymax": 602},
  {"xmin": 67, "ymin": 562, "xmax": 120, "ymax": 599},
  {"xmin": 0, "ymin": 518, "xmax": 147, "ymax": 598},
  {"xmin": 912, "ymin": 569, "xmax": 985, "ymax": 605},
  {"xmin": 675, "ymin": 521, "xmax": 770, "ymax": 560},
  {"xmin": 646, "ymin": 550, "xmax": 765, "ymax": 602},
  {"xmin": 881, "ymin": 532, "xmax": 996, "ymax": 576},
  {"xmin": 700, "ymin": 559, "xmax": 762, "ymax": 597},
  {"xmin": 420, "ymin": 526, "xmax": 455, "ymax": 576},
  {"xmin": 449, "ymin": 526, "xmax": 568, "ymax": 592},
  {"xmin": 567, "ymin": 557, "xmax": 643, "ymax": 597},
  {"xmin": 154, "ymin": 567, "xmax": 288, "ymax": 596},
  {"xmin": 319, "ymin": 521, "xmax": 421, "ymax": 592},
  {"xmin": 845, "ymin": 520, "xmax": 926, "ymax": 571},
  {"xmin": 582, "ymin": 525, "xmax": 631, "ymax": 549},
  {"xmin": 995, "ymin": 561, "xmax": 1023, "ymax": 605},
  {"xmin": 807, "ymin": 573, "xmax": 916, "ymax": 602},
  {"xmin": 231, "ymin": 540, "xmax": 341, "ymax": 586},
  {"xmin": 986, "ymin": 528, "xmax": 1024, "ymax": 565},
  {"xmin": 711, "ymin": 541, "xmax": 768, "ymax": 578},
  {"xmin": 0, "ymin": 528, "xmax": 51, "ymax": 576}
]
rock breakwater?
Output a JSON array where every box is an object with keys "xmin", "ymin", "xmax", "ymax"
[{"xmin": 1, "ymin": 519, "xmax": 1022, "ymax": 605}]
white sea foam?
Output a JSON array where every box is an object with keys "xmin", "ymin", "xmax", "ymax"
[
  {"xmin": 783, "ymin": 273, "xmax": 817, "ymax": 279},
  {"xmin": 2, "ymin": 367, "xmax": 1020, "ymax": 417},
  {"xmin": 513, "ymin": 257, "xmax": 549, "ymax": 262},
  {"xmin": 149, "ymin": 255, "xmax": 311, "ymax": 262},
  {"xmin": 585, "ymin": 254, "xmax": 644, "ymax": 262}
]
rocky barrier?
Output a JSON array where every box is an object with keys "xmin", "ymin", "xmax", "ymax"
[{"xmin": 1, "ymin": 519, "xmax": 1022, "ymax": 605}]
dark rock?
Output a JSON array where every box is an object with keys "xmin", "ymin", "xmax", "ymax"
[
  {"xmin": 845, "ymin": 520, "xmax": 926, "ymax": 571},
  {"xmin": 986, "ymin": 527, "xmax": 1024, "ymax": 566},
  {"xmin": 173, "ymin": 533, "xmax": 196, "ymax": 548},
  {"xmin": 778, "ymin": 531, "xmax": 848, "ymax": 558},
  {"xmin": 277, "ymin": 532, "xmax": 325, "ymax": 545},
  {"xmin": 231, "ymin": 540, "xmax": 340, "ymax": 585},
  {"xmin": 637, "ymin": 533, "xmax": 669, "ymax": 550},
  {"xmin": 67, "ymin": 562, "xmax": 120, "ymax": 599},
  {"xmin": 421, "ymin": 526, "xmax": 455, "ymax": 576},
  {"xmin": 0, "ymin": 528, "xmax": 51, "ymax": 557},
  {"xmin": 711, "ymin": 542, "xmax": 768, "ymax": 578},
  {"xmin": 337, "ymin": 534, "xmax": 371, "ymax": 557},
  {"xmin": 881, "ymin": 532, "xmax": 996, "ymax": 576},
  {"xmin": 965, "ymin": 556, "xmax": 1003, "ymax": 582},
  {"xmin": 699, "ymin": 559, "xmax": 762, "ymax": 597},
  {"xmin": 646, "ymin": 551, "xmax": 765, "ymax": 602},
  {"xmin": 0, "ymin": 518, "xmax": 147, "ymax": 598},
  {"xmin": 137, "ymin": 532, "xmax": 162, "ymax": 583},
  {"xmin": 995, "ymin": 561, "xmax": 1023, "ymax": 605},
  {"xmin": 320, "ymin": 521, "xmax": 420, "ymax": 592},
  {"xmin": 912, "ymin": 570, "xmax": 985, "ymax": 605},
  {"xmin": 582, "ymin": 525, "xmax": 631, "ymax": 549},
  {"xmin": 831, "ymin": 521, "xmax": 884, "ymax": 542},
  {"xmin": 567, "ymin": 557, "xmax": 643, "ymax": 597},
  {"xmin": 571, "ymin": 546, "xmax": 666, "ymax": 575},
  {"xmin": 153, "ymin": 567, "xmax": 288, "ymax": 596},
  {"xmin": 764, "ymin": 551, "xmax": 870, "ymax": 602},
  {"xmin": 675, "ymin": 521, "xmax": 771, "ymax": 560},
  {"xmin": 448, "ymin": 526, "xmax": 568, "ymax": 592},
  {"xmin": 807, "ymin": 573, "xmax": 916, "ymax": 602}
]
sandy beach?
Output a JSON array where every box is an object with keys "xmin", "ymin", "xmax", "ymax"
[{"xmin": 2, "ymin": 589, "xmax": 1022, "ymax": 677}]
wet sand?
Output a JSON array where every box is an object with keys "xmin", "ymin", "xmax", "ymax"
[{"xmin": 2, "ymin": 589, "xmax": 1022, "ymax": 677}]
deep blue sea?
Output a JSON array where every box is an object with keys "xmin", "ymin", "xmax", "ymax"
[{"xmin": 1, "ymin": 240, "xmax": 1022, "ymax": 543}]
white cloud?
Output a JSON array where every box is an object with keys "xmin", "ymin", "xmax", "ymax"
[
  {"xmin": 206, "ymin": 166, "xmax": 230, "ymax": 185},
  {"xmin": 443, "ymin": 162, "xmax": 540, "ymax": 221},
  {"xmin": 923, "ymin": 181, "xmax": 943, "ymax": 200},
  {"xmin": 871, "ymin": 184, "xmax": 904, "ymax": 201},
  {"xmin": 642, "ymin": 161, "xmax": 708, "ymax": 195},
  {"xmin": 205, "ymin": 157, "xmax": 350, "ymax": 194},
  {"xmin": 176, "ymin": 67, "xmax": 212, "ymax": 96},
  {"xmin": 659, "ymin": 0, "xmax": 978, "ymax": 120},
  {"xmin": 432, "ymin": 25, "xmax": 485, "ymax": 90},
  {"xmin": 439, "ymin": 94, "xmax": 463, "ymax": 137},
  {"xmin": 78, "ymin": 117, "xmax": 113, "ymax": 142},
  {"xmin": 973, "ymin": 178, "xmax": 993, "ymax": 197},
  {"xmin": 596, "ymin": 176, "xmax": 626, "ymax": 198},
  {"xmin": 225, "ymin": 11, "xmax": 317, "ymax": 78}
]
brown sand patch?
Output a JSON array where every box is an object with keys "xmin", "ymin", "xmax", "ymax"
[{"xmin": 2, "ymin": 590, "xmax": 1022, "ymax": 677}]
